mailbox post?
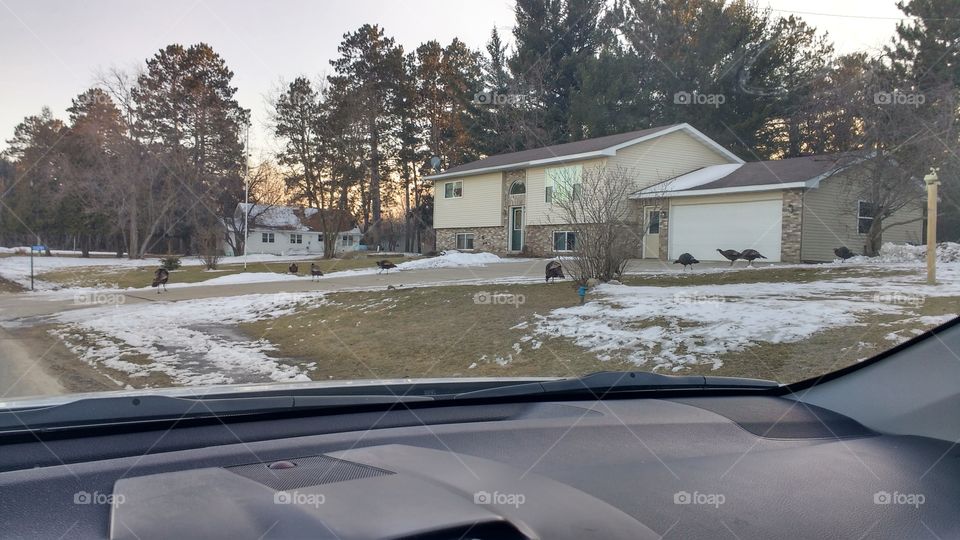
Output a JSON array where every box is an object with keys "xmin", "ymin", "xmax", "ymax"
[{"xmin": 924, "ymin": 170, "xmax": 939, "ymax": 285}]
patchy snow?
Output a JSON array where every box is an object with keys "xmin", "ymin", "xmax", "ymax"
[
  {"xmin": 530, "ymin": 264, "xmax": 960, "ymax": 372},
  {"xmin": 52, "ymin": 292, "xmax": 325, "ymax": 387}
]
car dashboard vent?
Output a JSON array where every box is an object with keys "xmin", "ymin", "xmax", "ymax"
[{"xmin": 227, "ymin": 454, "xmax": 394, "ymax": 490}]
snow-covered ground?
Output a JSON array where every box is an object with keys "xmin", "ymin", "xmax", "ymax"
[
  {"xmin": 530, "ymin": 260, "xmax": 960, "ymax": 373},
  {"xmin": 52, "ymin": 292, "xmax": 327, "ymax": 387}
]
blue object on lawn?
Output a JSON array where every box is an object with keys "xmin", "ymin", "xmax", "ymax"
[{"xmin": 31, "ymin": 245, "xmax": 46, "ymax": 251}]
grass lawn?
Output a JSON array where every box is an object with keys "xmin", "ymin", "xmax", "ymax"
[
  {"xmin": 0, "ymin": 276, "xmax": 24, "ymax": 293},
  {"xmin": 240, "ymin": 266, "xmax": 957, "ymax": 384},
  {"xmin": 38, "ymin": 255, "xmax": 413, "ymax": 289}
]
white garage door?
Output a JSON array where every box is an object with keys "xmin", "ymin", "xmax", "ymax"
[{"xmin": 669, "ymin": 199, "xmax": 782, "ymax": 262}]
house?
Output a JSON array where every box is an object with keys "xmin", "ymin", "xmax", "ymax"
[
  {"xmin": 224, "ymin": 204, "xmax": 362, "ymax": 257},
  {"xmin": 426, "ymin": 124, "xmax": 922, "ymax": 262}
]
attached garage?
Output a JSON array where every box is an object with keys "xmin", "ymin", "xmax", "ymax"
[{"xmin": 668, "ymin": 196, "xmax": 783, "ymax": 262}]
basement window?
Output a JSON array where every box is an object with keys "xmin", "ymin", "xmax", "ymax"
[
  {"xmin": 553, "ymin": 231, "xmax": 576, "ymax": 252},
  {"xmin": 456, "ymin": 233, "xmax": 475, "ymax": 250},
  {"xmin": 857, "ymin": 201, "xmax": 875, "ymax": 234}
]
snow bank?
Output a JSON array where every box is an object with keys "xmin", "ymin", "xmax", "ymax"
[
  {"xmin": 847, "ymin": 242, "xmax": 960, "ymax": 264},
  {"xmin": 53, "ymin": 292, "xmax": 324, "ymax": 387},
  {"xmin": 398, "ymin": 250, "xmax": 502, "ymax": 270},
  {"xmin": 178, "ymin": 272, "xmax": 305, "ymax": 287}
]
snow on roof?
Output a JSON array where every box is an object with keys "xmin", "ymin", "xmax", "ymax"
[{"xmin": 236, "ymin": 204, "xmax": 349, "ymax": 232}]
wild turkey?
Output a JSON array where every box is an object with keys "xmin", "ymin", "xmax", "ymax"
[
  {"xmin": 834, "ymin": 246, "xmax": 856, "ymax": 262},
  {"xmin": 310, "ymin": 263, "xmax": 324, "ymax": 281},
  {"xmin": 376, "ymin": 260, "xmax": 398, "ymax": 274},
  {"xmin": 673, "ymin": 253, "xmax": 699, "ymax": 270},
  {"xmin": 151, "ymin": 268, "xmax": 169, "ymax": 294},
  {"xmin": 288, "ymin": 263, "xmax": 299, "ymax": 275},
  {"xmin": 740, "ymin": 249, "xmax": 767, "ymax": 266},
  {"xmin": 545, "ymin": 260, "xmax": 565, "ymax": 282},
  {"xmin": 716, "ymin": 248, "xmax": 741, "ymax": 266}
]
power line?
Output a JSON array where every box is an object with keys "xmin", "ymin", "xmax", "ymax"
[{"xmin": 768, "ymin": 8, "xmax": 960, "ymax": 21}]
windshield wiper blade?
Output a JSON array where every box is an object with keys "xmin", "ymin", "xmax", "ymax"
[
  {"xmin": 453, "ymin": 371, "xmax": 779, "ymax": 400},
  {"xmin": 0, "ymin": 393, "xmax": 433, "ymax": 433}
]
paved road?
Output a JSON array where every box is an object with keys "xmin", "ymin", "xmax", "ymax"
[{"xmin": 0, "ymin": 257, "xmax": 741, "ymax": 322}]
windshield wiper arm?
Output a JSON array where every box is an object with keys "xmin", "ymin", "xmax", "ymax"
[
  {"xmin": 453, "ymin": 371, "xmax": 779, "ymax": 400},
  {"xmin": 0, "ymin": 393, "xmax": 433, "ymax": 433}
]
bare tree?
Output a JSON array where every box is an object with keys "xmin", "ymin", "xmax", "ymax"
[{"xmin": 550, "ymin": 165, "xmax": 645, "ymax": 283}]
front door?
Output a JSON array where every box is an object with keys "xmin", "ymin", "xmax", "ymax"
[
  {"xmin": 642, "ymin": 206, "xmax": 660, "ymax": 259},
  {"xmin": 509, "ymin": 206, "xmax": 524, "ymax": 251}
]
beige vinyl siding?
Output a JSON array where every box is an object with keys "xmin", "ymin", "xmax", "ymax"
[
  {"xmin": 433, "ymin": 172, "xmax": 503, "ymax": 229},
  {"xmin": 526, "ymin": 158, "xmax": 605, "ymax": 225},
  {"xmin": 668, "ymin": 192, "xmax": 783, "ymax": 207},
  {"xmin": 606, "ymin": 130, "xmax": 734, "ymax": 190},
  {"xmin": 801, "ymin": 173, "xmax": 923, "ymax": 262}
]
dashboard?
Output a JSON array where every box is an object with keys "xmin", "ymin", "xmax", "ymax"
[{"xmin": 1, "ymin": 395, "xmax": 956, "ymax": 539}]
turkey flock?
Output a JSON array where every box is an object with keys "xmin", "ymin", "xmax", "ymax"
[{"xmin": 672, "ymin": 248, "xmax": 768, "ymax": 271}]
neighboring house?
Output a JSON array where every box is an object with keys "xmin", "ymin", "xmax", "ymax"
[
  {"xmin": 224, "ymin": 204, "xmax": 362, "ymax": 256},
  {"xmin": 427, "ymin": 123, "xmax": 922, "ymax": 262}
]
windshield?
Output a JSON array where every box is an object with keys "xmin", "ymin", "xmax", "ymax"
[{"xmin": 1, "ymin": 0, "xmax": 958, "ymax": 406}]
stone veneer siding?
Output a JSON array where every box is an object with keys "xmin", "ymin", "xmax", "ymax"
[
  {"xmin": 436, "ymin": 226, "xmax": 506, "ymax": 253},
  {"xmin": 657, "ymin": 207, "xmax": 670, "ymax": 261},
  {"xmin": 780, "ymin": 189, "xmax": 803, "ymax": 263}
]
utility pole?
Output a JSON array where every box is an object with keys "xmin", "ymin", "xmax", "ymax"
[{"xmin": 924, "ymin": 169, "xmax": 939, "ymax": 285}]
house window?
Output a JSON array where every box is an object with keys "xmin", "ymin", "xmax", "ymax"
[
  {"xmin": 261, "ymin": 232, "xmax": 275, "ymax": 243},
  {"xmin": 444, "ymin": 181, "xmax": 463, "ymax": 199},
  {"xmin": 648, "ymin": 210, "xmax": 660, "ymax": 234},
  {"xmin": 456, "ymin": 233, "xmax": 475, "ymax": 250},
  {"xmin": 509, "ymin": 181, "xmax": 526, "ymax": 195},
  {"xmin": 545, "ymin": 165, "xmax": 583, "ymax": 203},
  {"xmin": 318, "ymin": 234, "xmax": 324, "ymax": 242},
  {"xmin": 290, "ymin": 233, "xmax": 303, "ymax": 244},
  {"xmin": 553, "ymin": 231, "xmax": 576, "ymax": 252},
  {"xmin": 857, "ymin": 201, "xmax": 875, "ymax": 234},
  {"xmin": 341, "ymin": 235, "xmax": 354, "ymax": 246}
]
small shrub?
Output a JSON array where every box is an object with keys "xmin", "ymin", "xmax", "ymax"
[{"xmin": 160, "ymin": 256, "xmax": 181, "ymax": 271}]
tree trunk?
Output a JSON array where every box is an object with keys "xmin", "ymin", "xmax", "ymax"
[{"xmin": 865, "ymin": 217, "xmax": 884, "ymax": 256}]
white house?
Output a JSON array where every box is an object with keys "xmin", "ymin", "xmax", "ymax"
[
  {"xmin": 426, "ymin": 123, "xmax": 922, "ymax": 263},
  {"xmin": 225, "ymin": 204, "xmax": 363, "ymax": 257}
]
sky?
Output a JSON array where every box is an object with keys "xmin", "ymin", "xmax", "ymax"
[{"xmin": 0, "ymin": 0, "xmax": 908, "ymax": 156}]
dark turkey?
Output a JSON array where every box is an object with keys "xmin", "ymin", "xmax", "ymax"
[
  {"xmin": 376, "ymin": 260, "xmax": 398, "ymax": 274},
  {"xmin": 673, "ymin": 253, "xmax": 699, "ymax": 270},
  {"xmin": 834, "ymin": 247, "xmax": 856, "ymax": 261},
  {"xmin": 151, "ymin": 268, "xmax": 169, "ymax": 294},
  {"xmin": 545, "ymin": 260, "xmax": 565, "ymax": 282},
  {"xmin": 740, "ymin": 249, "xmax": 767, "ymax": 266},
  {"xmin": 288, "ymin": 263, "xmax": 299, "ymax": 275},
  {"xmin": 310, "ymin": 263, "xmax": 324, "ymax": 281},
  {"xmin": 716, "ymin": 249, "xmax": 741, "ymax": 266}
]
